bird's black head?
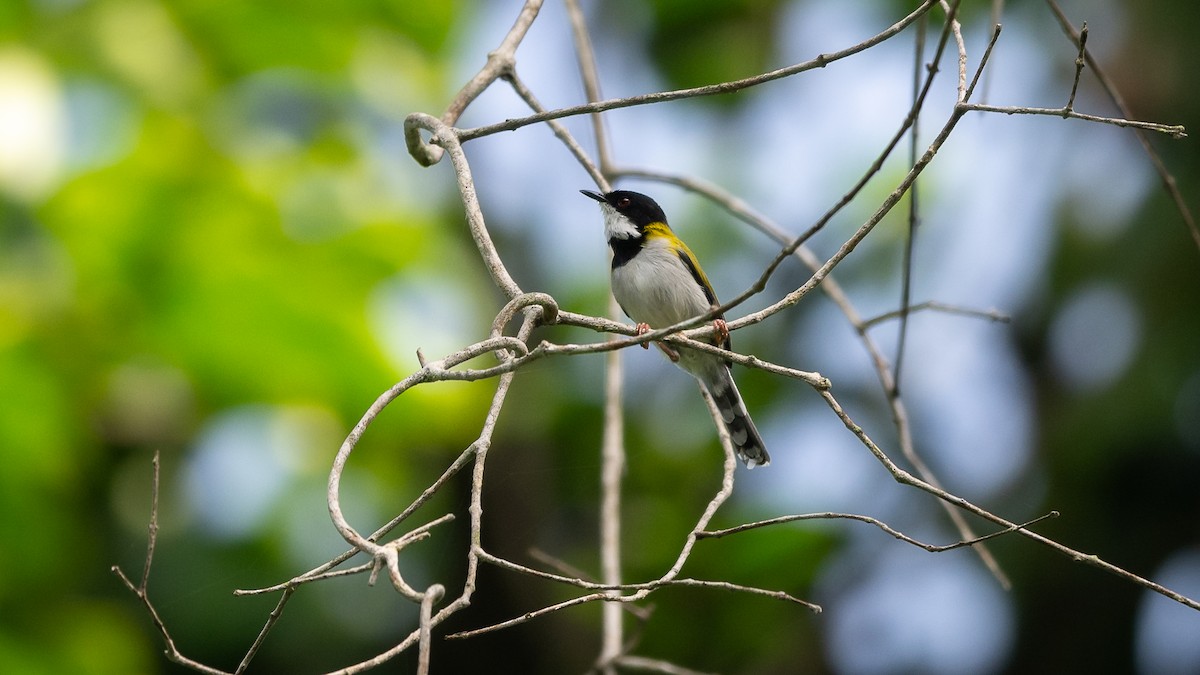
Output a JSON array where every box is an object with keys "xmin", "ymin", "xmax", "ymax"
[{"xmin": 580, "ymin": 189, "xmax": 668, "ymax": 227}]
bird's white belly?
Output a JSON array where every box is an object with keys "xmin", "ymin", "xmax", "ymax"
[{"xmin": 612, "ymin": 245, "xmax": 712, "ymax": 330}]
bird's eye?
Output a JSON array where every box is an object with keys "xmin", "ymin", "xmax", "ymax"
[{"xmin": 617, "ymin": 197, "xmax": 631, "ymax": 208}]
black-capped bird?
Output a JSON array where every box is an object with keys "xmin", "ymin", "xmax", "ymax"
[{"xmin": 581, "ymin": 189, "xmax": 770, "ymax": 468}]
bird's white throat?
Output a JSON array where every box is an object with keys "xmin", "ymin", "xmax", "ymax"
[{"xmin": 601, "ymin": 204, "xmax": 640, "ymax": 241}]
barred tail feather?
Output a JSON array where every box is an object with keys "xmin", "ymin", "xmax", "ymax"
[{"xmin": 706, "ymin": 367, "xmax": 770, "ymax": 468}]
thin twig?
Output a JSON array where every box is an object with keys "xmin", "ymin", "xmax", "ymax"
[
  {"xmin": 528, "ymin": 549, "xmax": 653, "ymax": 621},
  {"xmin": 982, "ymin": 1, "xmax": 1003, "ymax": 102},
  {"xmin": 1065, "ymin": 22, "xmax": 1088, "ymax": 111},
  {"xmin": 141, "ymin": 450, "xmax": 160, "ymax": 588},
  {"xmin": 895, "ymin": 10, "xmax": 928, "ymax": 396},
  {"xmin": 860, "ymin": 301, "xmax": 1011, "ymax": 329},
  {"xmin": 112, "ymin": 452, "xmax": 233, "ymax": 675},
  {"xmin": 504, "ymin": 70, "xmax": 606, "ymax": 188},
  {"xmin": 1042, "ymin": 0, "xmax": 1198, "ymax": 252},
  {"xmin": 234, "ymin": 589, "xmax": 294, "ymax": 675},
  {"xmin": 565, "ymin": 0, "xmax": 614, "ymax": 182},
  {"xmin": 700, "ymin": 511, "xmax": 1060, "ymax": 553},
  {"xmin": 960, "ymin": 102, "xmax": 1185, "ymax": 136},
  {"xmin": 613, "ymin": 656, "xmax": 716, "ymax": 675}
]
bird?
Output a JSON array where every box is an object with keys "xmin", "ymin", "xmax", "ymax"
[{"xmin": 581, "ymin": 188, "xmax": 770, "ymax": 468}]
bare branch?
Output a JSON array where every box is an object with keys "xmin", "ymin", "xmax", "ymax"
[
  {"xmin": 960, "ymin": 102, "xmax": 1186, "ymax": 137},
  {"xmin": 613, "ymin": 655, "xmax": 716, "ymax": 675},
  {"xmin": 527, "ymin": 549, "xmax": 654, "ymax": 622},
  {"xmin": 599, "ymin": 297, "xmax": 627, "ymax": 668},
  {"xmin": 861, "ymin": 301, "xmax": 1012, "ymax": 329},
  {"xmin": 445, "ymin": 592, "xmax": 612, "ymax": 640},
  {"xmin": 666, "ymin": 579, "xmax": 820, "ymax": 613},
  {"xmin": 700, "ymin": 511, "xmax": 1060, "ymax": 553},
  {"xmin": 405, "ymin": 0, "xmax": 545, "ymax": 166},
  {"xmin": 407, "ymin": 113, "xmax": 525, "ymax": 298},
  {"xmin": 456, "ymin": 0, "xmax": 941, "ymax": 142}
]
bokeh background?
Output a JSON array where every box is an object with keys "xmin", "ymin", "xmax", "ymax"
[{"xmin": 2, "ymin": 0, "xmax": 1198, "ymax": 672}]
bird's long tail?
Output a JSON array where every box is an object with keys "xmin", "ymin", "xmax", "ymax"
[{"xmin": 705, "ymin": 366, "xmax": 770, "ymax": 468}]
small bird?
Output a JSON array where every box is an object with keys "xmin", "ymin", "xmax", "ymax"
[{"xmin": 581, "ymin": 189, "xmax": 770, "ymax": 468}]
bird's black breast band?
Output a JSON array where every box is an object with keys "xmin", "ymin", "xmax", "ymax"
[{"xmin": 608, "ymin": 236, "xmax": 643, "ymax": 269}]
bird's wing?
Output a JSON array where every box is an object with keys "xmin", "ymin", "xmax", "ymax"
[{"xmin": 674, "ymin": 243, "xmax": 731, "ymax": 352}]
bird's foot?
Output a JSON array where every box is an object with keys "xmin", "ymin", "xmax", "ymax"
[
  {"xmin": 635, "ymin": 323, "xmax": 680, "ymax": 362},
  {"xmin": 712, "ymin": 318, "xmax": 730, "ymax": 346},
  {"xmin": 634, "ymin": 323, "xmax": 653, "ymax": 350}
]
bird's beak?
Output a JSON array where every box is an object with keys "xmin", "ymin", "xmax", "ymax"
[{"xmin": 580, "ymin": 189, "xmax": 606, "ymax": 203}]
